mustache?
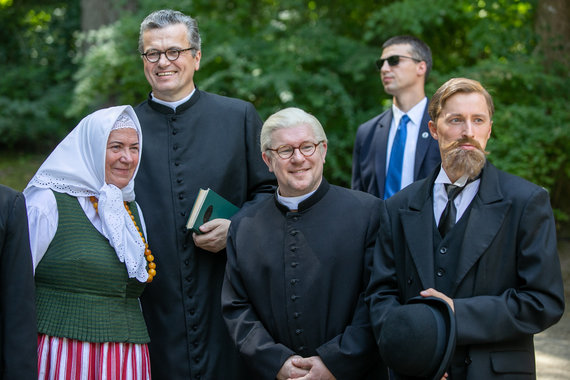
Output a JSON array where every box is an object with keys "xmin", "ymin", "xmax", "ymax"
[{"xmin": 441, "ymin": 136, "xmax": 487, "ymax": 154}]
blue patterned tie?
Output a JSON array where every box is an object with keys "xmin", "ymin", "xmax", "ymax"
[{"xmin": 384, "ymin": 114, "xmax": 410, "ymax": 199}]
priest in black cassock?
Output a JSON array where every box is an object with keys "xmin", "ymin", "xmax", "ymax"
[
  {"xmin": 133, "ymin": 9, "xmax": 276, "ymax": 380},
  {"xmin": 222, "ymin": 107, "xmax": 388, "ymax": 380}
]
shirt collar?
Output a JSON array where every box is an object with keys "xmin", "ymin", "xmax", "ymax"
[
  {"xmin": 434, "ymin": 166, "xmax": 470, "ymax": 187},
  {"xmin": 392, "ymin": 97, "xmax": 427, "ymax": 127}
]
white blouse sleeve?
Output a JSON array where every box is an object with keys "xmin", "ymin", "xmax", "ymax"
[{"xmin": 24, "ymin": 187, "xmax": 58, "ymax": 272}]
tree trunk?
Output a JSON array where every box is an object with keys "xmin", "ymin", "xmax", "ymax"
[
  {"xmin": 81, "ymin": 0, "xmax": 138, "ymax": 31},
  {"xmin": 535, "ymin": 0, "xmax": 569, "ymax": 70}
]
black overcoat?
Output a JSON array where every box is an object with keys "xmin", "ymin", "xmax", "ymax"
[
  {"xmin": 223, "ymin": 179, "xmax": 388, "ymax": 379},
  {"xmin": 366, "ymin": 162, "xmax": 565, "ymax": 379},
  {"xmin": 0, "ymin": 185, "xmax": 37, "ymax": 379},
  {"xmin": 134, "ymin": 90, "xmax": 276, "ymax": 379}
]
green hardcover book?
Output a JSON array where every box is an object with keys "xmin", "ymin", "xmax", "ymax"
[{"xmin": 186, "ymin": 188, "xmax": 240, "ymax": 234}]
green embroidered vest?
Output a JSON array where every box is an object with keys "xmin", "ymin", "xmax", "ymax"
[{"xmin": 35, "ymin": 192, "xmax": 150, "ymax": 343}]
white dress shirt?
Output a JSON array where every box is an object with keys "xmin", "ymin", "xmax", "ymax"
[{"xmin": 433, "ymin": 167, "xmax": 480, "ymax": 226}]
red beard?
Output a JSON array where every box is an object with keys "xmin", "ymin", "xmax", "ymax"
[{"xmin": 441, "ymin": 137, "xmax": 488, "ymax": 180}]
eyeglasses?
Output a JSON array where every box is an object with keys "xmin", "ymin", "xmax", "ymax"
[
  {"xmin": 267, "ymin": 141, "xmax": 324, "ymax": 159},
  {"xmin": 141, "ymin": 47, "xmax": 195, "ymax": 63},
  {"xmin": 375, "ymin": 55, "xmax": 421, "ymax": 70}
]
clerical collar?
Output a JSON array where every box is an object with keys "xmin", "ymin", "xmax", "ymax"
[
  {"xmin": 277, "ymin": 188, "xmax": 317, "ymax": 211},
  {"xmin": 151, "ymin": 89, "xmax": 196, "ymax": 111}
]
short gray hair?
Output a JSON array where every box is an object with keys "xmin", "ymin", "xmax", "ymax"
[
  {"xmin": 138, "ymin": 9, "xmax": 201, "ymax": 54},
  {"xmin": 260, "ymin": 107, "xmax": 328, "ymax": 152}
]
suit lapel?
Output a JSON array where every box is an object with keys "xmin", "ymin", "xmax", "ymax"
[
  {"xmin": 413, "ymin": 105, "xmax": 432, "ymax": 179},
  {"xmin": 375, "ymin": 109, "xmax": 392, "ymax": 199},
  {"xmin": 453, "ymin": 163, "xmax": 512, "ymax": 290},
  {"xmin": 400, "ymin": 169, "xmax": 438, "ymax": 290}
]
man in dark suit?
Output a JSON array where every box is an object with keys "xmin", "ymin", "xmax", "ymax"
[
  {"xmin": 366, "ymin": 78, "xmax": 565, "ymax": 379},
  {"xmin": 0, "ymin": 185, "xmax": 37, "ymax": 378},
  {"xmin": 352, "ymin": 35, "xmax": 440, "ymax": 199}
]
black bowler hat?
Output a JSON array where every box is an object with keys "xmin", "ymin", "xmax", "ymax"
[{"xmin": 378, "ymin": 296, "xmax": 456, "ymax": 380}]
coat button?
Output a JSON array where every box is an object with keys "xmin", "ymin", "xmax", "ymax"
[
  {"xmin": 291, "ymin": 262, "xmax": 298, "ymax": 267},
  {"xmin": 295, "ymin": 329, "xmax": 303, "ymax": 335},
  {"xmin": 440, "ymin": 247, "xmax": 448, "ymax": 254},
  {"xmin": 291, "ymin": 295, "xmax": 299, "ymax": 301},
  {"xmin": 436, "ymin": 268, "xmax": 445, "ymax": 277}
]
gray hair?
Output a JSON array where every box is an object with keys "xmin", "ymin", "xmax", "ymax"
[
  {"xmin": 260, "ymin": 107, "xmax": 328, "ymax": 152},
  {"xmin": 383, "ymin": 35, "xmax": 432, "ymax": 81},
  {"xmin": 138, "ymin": 9, "xmax": 201, "ymax": 55}
]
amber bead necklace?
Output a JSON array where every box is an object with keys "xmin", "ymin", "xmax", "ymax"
[{"xmin": 90, "ymin": 196, "xmax": 156, "ymax": 282}]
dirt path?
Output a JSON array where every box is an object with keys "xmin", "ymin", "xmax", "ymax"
[{"xmin": 535, "ymin": 239, "xmax": 570, "ymax": 379}]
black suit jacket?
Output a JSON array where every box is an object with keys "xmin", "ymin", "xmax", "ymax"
[
  {"xmin": 366, "ymin": 162, "xmax": 565, "ymax": 379},
  {"xmin": 0, "ymin": 185, "xmax": 37, "ymax": 379},
  {"xmin": 352, "ymin": 105, "xmax": 440, "ymax": 199}
]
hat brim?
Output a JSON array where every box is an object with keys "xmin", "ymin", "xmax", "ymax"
[{"xmin": 407, "ymin": 296, "xmax": 456, "ymax": 379}]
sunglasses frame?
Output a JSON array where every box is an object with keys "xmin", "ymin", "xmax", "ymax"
[{"xmin": 375, "ymin": 55, "xmax": 422, "ymax": 70}]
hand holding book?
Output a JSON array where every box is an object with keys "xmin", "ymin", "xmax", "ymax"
[{"xmin": 186, "ymin": 188, "xmax": 240, "ymax": 235}]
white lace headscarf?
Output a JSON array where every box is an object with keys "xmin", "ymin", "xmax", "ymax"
[{"xmin": 25, "ymin": 105, "xmax": 149, "ymax": 282}]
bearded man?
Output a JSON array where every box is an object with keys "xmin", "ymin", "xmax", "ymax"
[{"xmin": 366, "ymin": 78, "xmax": 565, "ymax": 379}]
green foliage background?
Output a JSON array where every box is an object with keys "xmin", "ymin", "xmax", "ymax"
[{"xmin": 1, "ymin": 0, "xmax": 568, "ymax": 224}]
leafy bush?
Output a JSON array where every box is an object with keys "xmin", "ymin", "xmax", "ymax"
[{"xmin": 2, "ymin": 0, "xmax": 569, "ymax": 224}]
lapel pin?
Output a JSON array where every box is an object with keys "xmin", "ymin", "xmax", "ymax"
[{"xmin": 422, "ymin": 132, "xmax": 429, "ymax": 139}]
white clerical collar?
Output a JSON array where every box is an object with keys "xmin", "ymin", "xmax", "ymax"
[
  {"xmin": 277, "ymin": 188, "xmax": 317, "ymax": 211},
  {"xmin": 151, "ymin": 89, "xmax": 196, "ymax": 111}
]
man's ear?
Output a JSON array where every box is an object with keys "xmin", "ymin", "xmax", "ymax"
[
  {"xmin": 262, "ymin": 151, "xmax": 274, "ymax": 172},
  {"xmin": 417, "ymin": 60, "xmax": 427, "ymax": 77},
  {"xmin": 428, "ymin": 120, "xmax": 438, "ymax": 140},
  {"xmin": 193, "ymin": 50, "xmax": 202, "ymax": 71}
]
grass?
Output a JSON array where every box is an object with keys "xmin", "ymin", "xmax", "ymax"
[{"xmin": 0, "ymin": 151, "xmax": 48, "ymax": 191}]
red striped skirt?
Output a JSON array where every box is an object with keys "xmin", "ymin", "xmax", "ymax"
[{"xmin": 37, "ymin": 334, "xmax": 151, "ymax": 380}]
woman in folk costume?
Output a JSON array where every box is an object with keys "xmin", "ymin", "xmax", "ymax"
[{"xmin": 24, "ymin": 105, "xmax": 155, "ymax": 379}]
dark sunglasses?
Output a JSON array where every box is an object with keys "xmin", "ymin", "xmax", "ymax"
[{"xmin": 375, "ymin": 55, "xmax": 421, "ymax": 70}]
